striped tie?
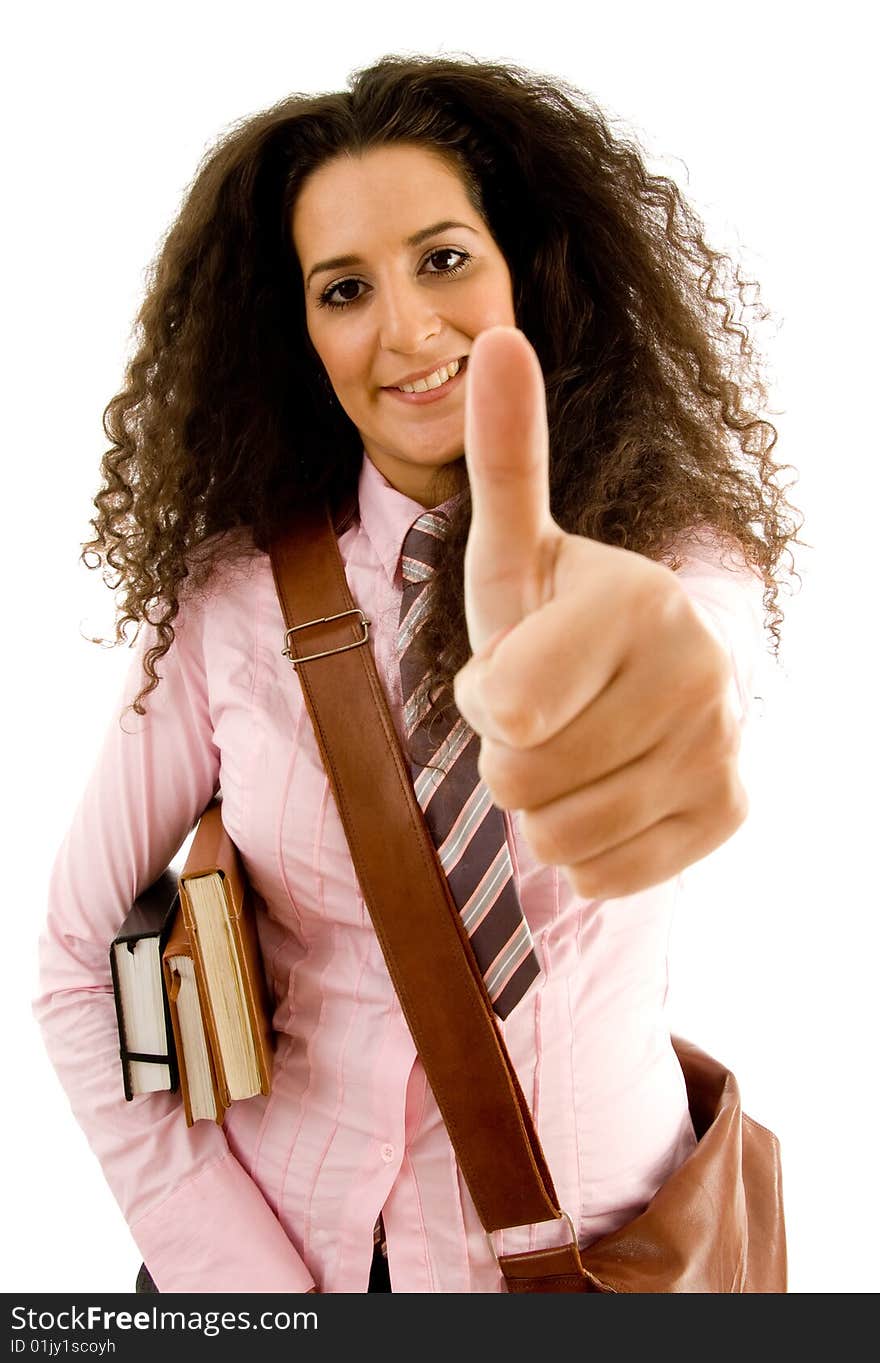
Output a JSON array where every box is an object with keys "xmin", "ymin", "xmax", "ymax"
[{"xmin": 398, "ymin": 509, "xmax": 541, "ymax": 1020}]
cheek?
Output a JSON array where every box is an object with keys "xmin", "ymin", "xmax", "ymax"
[
  {"xmin": 320, "ymin": 331, "xmax": 370, "ymax": 397},
  {"xmin": 310, "ymin": 331, "xmax": 353, "ymax": 393},
  {"xmin": 472, "ymin": 268, "xmax": 516, "ymax": 327}
]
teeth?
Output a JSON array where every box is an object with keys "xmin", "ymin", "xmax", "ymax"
[{"xmin": 398, "ymin": 358, "xmax": 461, "ymax": 393}]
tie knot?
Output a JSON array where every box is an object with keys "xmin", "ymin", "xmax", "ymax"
[{"xmin": 401, "ymin": 509, "xmax": 450, "ymax": 586}]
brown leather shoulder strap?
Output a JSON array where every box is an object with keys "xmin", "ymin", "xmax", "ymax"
[{"xmin": 269, "ymin": 500, "xmax": 561, "ymax": 1235}]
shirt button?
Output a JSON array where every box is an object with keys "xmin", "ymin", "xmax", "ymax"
[{"xmin": 380, "ymin": 1143, "xmax": 395, "ymax": 1162}]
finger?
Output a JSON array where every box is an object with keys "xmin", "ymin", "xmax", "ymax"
[
  {"xmin": 560, "ymin": 795, "xmax": 747, "ymax": 901},
  {"xmin": 454, "ymin": 568, "xmax": 633, "ymax": 746},
  {"xmin": 456, "ymin": 547, "xmax": 726, "ymax": 749},
  {"xmin": 514, "ymin": 707, "xmax": 744, "ymax": 868},
  {"xmin": 474, "ymin": 603, "xmax": 732, "ymax": 805},
  {"xmin": 516, "ymin": 743, "xmax": 676, "ymax": 867},
  {"xmin": 476, "ymin": 666, "xmax": 669, "ymax": 810},
  {"xmin": 464, "ymin": 327, "xmax": 556, "ymax": 630}
]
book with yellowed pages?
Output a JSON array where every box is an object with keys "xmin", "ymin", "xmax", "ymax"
[
  {"xmin": 174, "ymin": 798, "xmax": 275, "ymax": 1114},
  {"xmin": 161, "ymin": 903, "xmax": 224, "ymax": 1126}
]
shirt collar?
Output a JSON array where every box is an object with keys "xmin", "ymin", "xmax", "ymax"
[{"xmin": 356, "ymin": 449, "xmax": 464, "ymax": 590}]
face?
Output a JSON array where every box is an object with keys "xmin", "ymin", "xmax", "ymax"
[{"xmin": 291, "ymin": 143, "xmax": 516, "ymax": 506}]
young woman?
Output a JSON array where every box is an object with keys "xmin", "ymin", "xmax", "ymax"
[{"xmin": 34, "ymin": 53, "xmax": 801, "ymax": 1294}]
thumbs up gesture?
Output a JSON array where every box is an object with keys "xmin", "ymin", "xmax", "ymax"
[{"xmin": 452, "ymin": 327, "xmax": 747, "ymax": 900}]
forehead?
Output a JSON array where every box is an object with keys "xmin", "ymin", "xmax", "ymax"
[{"xmin": 291, "ymin": 144, "xmax": 474, "ymax": 253}]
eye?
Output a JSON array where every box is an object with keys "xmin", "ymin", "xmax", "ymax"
[
  {"xmin": 316, "ymin": 247, "xmax": 473, "ymax": 311},
  {"xmin": 318, "ymin": 277, "xmax": 365, "ymax": 310},
  {"xmin": 424, "ymin": 247, "xmax": 470, "ymax": 274}
]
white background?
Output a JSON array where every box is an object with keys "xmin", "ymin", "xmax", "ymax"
[{"xmin": 4, "ymin": 0, "xmax": 877, "ymax": 1295}]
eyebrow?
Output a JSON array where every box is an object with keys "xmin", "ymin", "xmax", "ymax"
[{"xmin": 304, "ymin": 220, "xmax": 479, "ymax": 289}]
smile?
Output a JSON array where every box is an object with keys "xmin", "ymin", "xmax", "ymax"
[
  {"xmin": 396, "ymin": 358, "xmax": 462, "ymax": 392},
  {"xmin": 382, "ymin": 356, "xmax": 468, "ymax": 406}
]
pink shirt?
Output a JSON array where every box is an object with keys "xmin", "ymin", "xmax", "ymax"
[{"xmin": 33, "ymin": 451, "xmax": 765, "ymax": 1293}]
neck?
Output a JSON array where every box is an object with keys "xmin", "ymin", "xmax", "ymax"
[{"xmin": 423, "ymin": 456, "xmax": 468, "ymax": 510}]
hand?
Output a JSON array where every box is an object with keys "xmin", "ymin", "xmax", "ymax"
[{"xmin": 452, "ymin": 326, "xmax": 748, "ymax": 900}]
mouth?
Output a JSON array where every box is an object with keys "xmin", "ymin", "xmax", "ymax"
[{"xmin": 382, "ymin": 355, "xmax": 468, "ymax": 406}]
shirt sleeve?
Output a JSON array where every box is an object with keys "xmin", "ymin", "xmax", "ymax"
[
  {"xmin": 667, "ymin": 528, "xmax": 767, "ymax": 728},
  {"xmin": 32, "ymin": 579, "xmax": 316, "ymax": 1294}
]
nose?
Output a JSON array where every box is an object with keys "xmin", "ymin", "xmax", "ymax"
[{"xmin": 376, "ymin": 273, "xmax": 441, "ymax": 353}]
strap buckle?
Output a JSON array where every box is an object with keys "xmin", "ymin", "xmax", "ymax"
[
  {"xmin": 486, "ymin": 1207, "xmax": 583, "ymax": 1267},
  {"xmin": 281, "ymin": 609, "xmax": 371, "ymax": 667}
]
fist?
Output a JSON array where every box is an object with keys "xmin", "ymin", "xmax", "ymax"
[{"xmin": 453, "ymin": 326, "xmax": 747, "ymax": 900}]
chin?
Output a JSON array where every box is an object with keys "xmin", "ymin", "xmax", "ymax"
[{"xmin": 405, "ymin": 436, "xmax": 465, "ymax": 464}]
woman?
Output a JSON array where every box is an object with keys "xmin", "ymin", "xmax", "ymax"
[{"xmin": 33, "ymin": 52, "xmax": 802, "ymax": 1293}]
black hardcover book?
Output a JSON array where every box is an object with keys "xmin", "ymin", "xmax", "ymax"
[{"xmin": 109, "ymin": 869, "xmax": 181, "ymax": 1101}]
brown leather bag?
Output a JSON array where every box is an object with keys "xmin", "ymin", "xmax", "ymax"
[{"xmin": 269, "ymin": 499, "xmax": 787, "ymax": 1293}]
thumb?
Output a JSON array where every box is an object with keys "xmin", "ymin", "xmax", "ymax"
[{"xmin": 463, "ymin": 326, "xmax": 556, "ymax": 649}]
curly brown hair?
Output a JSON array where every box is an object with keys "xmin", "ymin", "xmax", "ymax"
[{"xmin": 82, "ymin": 51, "xmax": 804, "ymax": 729}]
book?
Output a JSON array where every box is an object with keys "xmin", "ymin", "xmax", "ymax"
[
  {"xmin": 161, "ymin": 901, "xmax": 223, "ymax": 1126},
  {"xmin": 109, "ymin": 870, "xmax": 180, "ymax": 1101},
  {"xmin": 110, "ymin": 799, "xmax": 275, "ymax": 1125},
  {"xmin": 175, "ymin": 798, "xmax": 275, "ymax": 1112}
]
